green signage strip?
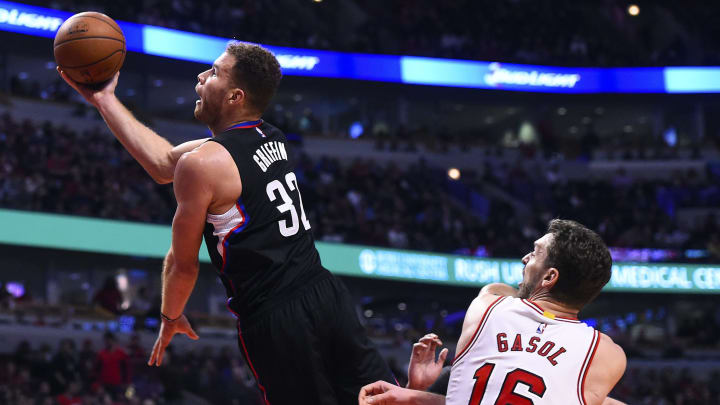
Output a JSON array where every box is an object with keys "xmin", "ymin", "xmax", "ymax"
[{"xmin": 1, "ymin": 209, "xmax": 719, "ymax": 293}]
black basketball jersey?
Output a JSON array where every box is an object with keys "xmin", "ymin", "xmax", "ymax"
[{"xmin": 202, "ymin": 119, "xmax": 323, "ymax": 318}]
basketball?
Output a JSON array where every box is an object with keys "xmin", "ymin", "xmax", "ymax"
[{"xmin": 53, "ymin": 12, "xmax": 125, "ymax": 84}]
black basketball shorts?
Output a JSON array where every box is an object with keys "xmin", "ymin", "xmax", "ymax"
[{"xmin": 234, "ymin": 272, "xmax": 396, "ymax": 405}]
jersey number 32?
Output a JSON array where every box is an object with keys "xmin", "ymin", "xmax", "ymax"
[{"xmin": 266, "ymin": 172, "xmax": 311, "ymax": 237}]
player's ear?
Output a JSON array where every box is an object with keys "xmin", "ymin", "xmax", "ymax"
[
  {"xmin": 227, "ymin": 88, "xmax": 245, "ymax": 105},
  {"xmin": 541, "ymin": 267, "xmax": 560, "ymax": 289}
]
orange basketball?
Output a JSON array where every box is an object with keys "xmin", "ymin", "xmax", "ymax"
[{"xmin": 53, "ymin": 12, "xmax": 126, "ymax": 84}]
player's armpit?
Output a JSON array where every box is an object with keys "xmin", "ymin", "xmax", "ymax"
[
  {"xmin": 583, "ymin": 333, "xmax": 627, "ymax": 405},
  {"xmin": 601, "ymin": 397, "xmax": 628, "ymax": 405}
]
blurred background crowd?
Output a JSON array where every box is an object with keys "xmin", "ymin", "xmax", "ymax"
[
  {"xmin": 0, "ymin": 293, "xmax": 719, "ymax": 404},
  {"xmin": 1, "ymin": 113, "xmax": 719, "ymax": 260}
]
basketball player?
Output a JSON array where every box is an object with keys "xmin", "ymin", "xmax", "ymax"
[
  {"xmin": 58, "ymin": 41, "xmax": 395, "ymax": 404},
  {"xmin": 359, "ymin": 220, "xmax": 627, "ymax": 405}
]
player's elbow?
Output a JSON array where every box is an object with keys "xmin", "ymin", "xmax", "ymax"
[
  {"xmin": 168, "ymin": 260, "xmax": 199, "ymax": 277},
  {"xmin": 153, "ymin": 162, "xmax": 175, "ymax": 184},
  {"xmin": 152, "ymin": 174, "xmax": 173, "ymax": 184},
  {"xmin": 150, "ymin": 150, "xmax": 180, "ymax": 184},
  {"xmin": 138, "ymin": 163, "xmax": 173, "ymax": 184}
]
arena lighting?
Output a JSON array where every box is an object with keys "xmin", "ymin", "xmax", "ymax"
[
  {"xmin": 349, "ymin": 121, "xmax": 364, "ymax": 138},
  {"xmin": 448, "ymin": 167, "xmax": 461, "ymax": 180},
  {"xmin": 5, "ymin": 282, "xmax": 24, "ymax": 298},
  {"xmin": 628, "ymin": 4, "xmax": 640, "ymax": 16},
  {"xmin": 2, "ymin": 0, "xmax": 720, "ymax": 92}
]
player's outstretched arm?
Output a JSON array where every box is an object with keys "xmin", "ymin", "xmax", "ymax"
[
  {"xmin": 148, "ymin": 151, "xmax": 213, "ymax": 366},
  {"xmin": 57, "ymin": 68, "xmax": 206, "ymax": 184},
  {"xmin": 583, "ymin": 333, "xmax": 627, "ymax": 405},
  {"xmin": 359, "ymin": 381, "xmax": 445, "ymax": 405}
]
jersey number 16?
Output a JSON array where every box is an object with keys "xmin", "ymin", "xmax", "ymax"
[
  {"xmin": 469, "ymin": 362, "xmax": 546, "ymax": 405},
  {"xmin": 266, "ymin": 172, "xmax": 311, "ymax": 237}
]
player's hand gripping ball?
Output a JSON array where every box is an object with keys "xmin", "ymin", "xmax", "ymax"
[{"xmin": 53, "ymin": 12, "xmax": 125, "ymax": 84}]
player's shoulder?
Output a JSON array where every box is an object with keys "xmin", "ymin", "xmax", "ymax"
[
  {"xmin": 583, "ymin": 333, "xmax": 627, "ymax": 404},
  {"xmin": 189, "ymin": 140, "xmax": 235, "ymax": 164},
  {"xmin": 175, "ymin": 142, "xmax": 234, "ymax": 181},
  {"xmin": 473, "ymin": 291, "xmax": 506, "ymax": 310},
  {"xmin": 465, "ymin": 290, "xmax": 509, "ymax": 324},
  {"xmin": 594, "ymin": 332, "xmax": 627, "ymax": 371},
  {"xmin": 473, "ymin": 284, "xmax": 516, "ymax": 310}
]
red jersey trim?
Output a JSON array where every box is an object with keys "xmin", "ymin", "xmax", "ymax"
[
  {"xmin": 577, "ymin": 330, "xmax": 600, "ymax": 405},
  {"xmin": 237, "ymin": 323, "xmax": 271, "ymax": 405},
  {"xmin": 452, "ymin": 296, "xmax": 507, "ymax": 366}
]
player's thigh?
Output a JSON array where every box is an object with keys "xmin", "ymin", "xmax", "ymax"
[
  {"xmin": 238, "ymin": 307, "xmax": 338, "ymax": 404},
  {"xmin": 320, "ymin": 278, "xmax": 397, "ymax": 397}
]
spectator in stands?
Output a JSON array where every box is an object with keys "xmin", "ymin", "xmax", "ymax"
[
  {"xmin": 56, "ymin": 380, "xmax": 82, "ymax": 405},
  {"xmin": 708, "ymin": 233, "xmax": 720, "ymax": 260},
  {"xmin": 52, "ymin": 339, "xmax": 80, "ymax": 394},
  {"xmin": 95, "ymin": 332, "xmax": 130, "ymax": 398},
  {"xmin": 92, "ymin": 276, "xmax": 123, "ymax": 316}
]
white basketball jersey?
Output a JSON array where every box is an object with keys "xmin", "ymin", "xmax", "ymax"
[{"xmin": 447, "ymin": 296, "xmax": 599, "ymax": 405}]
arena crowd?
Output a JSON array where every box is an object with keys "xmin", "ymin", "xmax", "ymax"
[{"xmin": 1, "ymin": 113, "xmax": 718, "ymax": 260}]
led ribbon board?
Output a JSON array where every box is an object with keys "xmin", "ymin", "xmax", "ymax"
[
  {"xmin": 2, "ymin": 0, "xmax": 720, "ymax": 93},
  {"xmin": 2, "ymin": 209, "xmax": 719, "ymax": 293}
]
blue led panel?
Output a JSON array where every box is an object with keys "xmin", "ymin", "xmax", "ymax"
[{"xmin": 1, "ymin": 0, "xmax": 719, "ymax": 94}]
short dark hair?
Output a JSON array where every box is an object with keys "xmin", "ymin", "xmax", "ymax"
[
  {"xmin": 225, "ymin": 41, "xmax": 282, "ymax": 114},
  {"xmin": 545, "ymin": 219, "xmax": 612, "ymax": 308}
]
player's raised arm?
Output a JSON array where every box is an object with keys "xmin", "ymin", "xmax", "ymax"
[{"xmin": 57, "ymin": 69, "xmax": 206, "ymax": 184}]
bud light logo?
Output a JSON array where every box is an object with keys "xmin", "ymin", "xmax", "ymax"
[
  {"xmin": 276, "ymin": 55, "xmax": 320, "ymax": 71},
  {"xmin": 0, "ymin": 7, "xmax": 64, "ymax": 32},
  {"xmin": 484, "ymin": 62, "xmax": 581, "ymax": 89}
]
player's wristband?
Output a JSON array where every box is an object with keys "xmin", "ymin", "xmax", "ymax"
[{"xmin": 160, "ymin": 312, "xmax": 182, "ymax": 322}]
